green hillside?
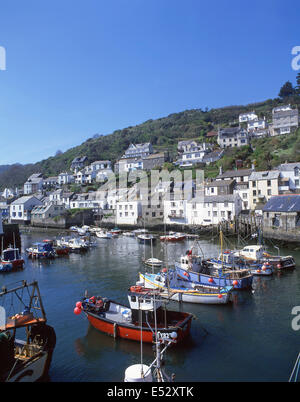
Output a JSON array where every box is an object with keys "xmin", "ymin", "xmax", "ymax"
[{"xmin": 0, "ymin": 93, "xmax": 300, "ymax": 191}]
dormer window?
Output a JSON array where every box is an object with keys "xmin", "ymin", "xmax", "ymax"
[{"xmin": 295, "ymin": 167, "xmax": 299, "ymax": 177}]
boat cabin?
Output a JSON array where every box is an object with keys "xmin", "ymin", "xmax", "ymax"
[
  {"xmin": 128, "ymin": 287, "xmax": 164, "ymax": 323},
  {"xmin": 2, "ymin": 248, "xmax": 20, "ymax": 262},
  {"xmin": 179, "ymin": 254, "xmax": 202, "ymax": 272},
  {"xmin": 235, "ymin": 245, "xmax": 265, "ymax": 261}
]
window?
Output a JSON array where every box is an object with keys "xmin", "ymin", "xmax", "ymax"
[
  {"xmin": 152, "ymin": 212, "xmax": 156, "ymax": 217},
  {"xmin": 295, "ymin": 179, "xmax": 299, "ymax": 186},
  {"xmin": 267, "ymin": 180, "xmax": 271, "ymax": 187},
  {"xmin": 252, "ymin": 181, "xmax": 256, "ymax": 187},
  {"xmin": 224, "ymin": 202, "xmax": 228, "ymax": 207},
  {"xmin": 213, "ymin": 211, "xmax": 217, "ymax": 217},
  {"xmin": 253, "ymin": 190, "xmax": 256, "ymax": 196}
]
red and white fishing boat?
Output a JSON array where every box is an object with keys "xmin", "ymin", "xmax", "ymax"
[
  {"xmin": 1, "ymin": 247, "xmax": 24, "ymax": 270},
  {"xmin": 74, "ymin": 286, "xmax": 193, "ymax": 344},
  {"xmin": 160, "ymin": 232, "xmax": 186, "ymax": 242}
]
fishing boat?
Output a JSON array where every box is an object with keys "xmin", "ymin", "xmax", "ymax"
[
  {"xmin": 139, "ymin": 270, "xmax": 232, "ymax": 304},
  {"xmin": 67, "ymin": 237, "xmax": 89, "ymax": 252},
  {"xmin": 234, "ymin": 245, "xmax": 295, "ymax": 270},
  {"xmin": 96, "ymin": 230, "xmax": 113, "ymax": 239},
  {"xmin": 137, "ymin": 234, "xmax": 157, "ymax": 245},
  {"xmin": 143, "ymin": 258, "xmax": 163, "ymax": 268},
  {"xmin": 122, "ymin": 231, "xmax": 136, "ymax": 237},
  {"xmin": 43, "ymin": 239, "xmax": 70, "ymax": 257},
  {"xmin": 175, "ymin": 250, "xmax": 254, "ymax": 289},
  {"xmin": 110, "ymin": 228, "xmax": 121, "ymax": 235},
  {"xmin": 1, "ymin": 247, "xmax": 24, "ymax": 270},
  {"xmin": 160, "ymin": 232, "xmax": 186, "ymax": 242},
  {"xmin": 0, "ymin": 280, "xmax": 56, "ymax": 382},
  {"xmin": 74, "ymin": 287, "xmax": 193, "ymax": 344},
  {"xmin": 26, "ymin": 242, "xmax": 56, "ymax": 259}
]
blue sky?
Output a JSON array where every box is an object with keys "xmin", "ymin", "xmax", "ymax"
[{"xmin": 0, "ymin": 0, "xmax": 299, "ymax": 165}]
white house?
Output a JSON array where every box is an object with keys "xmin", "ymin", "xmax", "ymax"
[
  {"xmin": 116, "ymin": 200, "xmax": 142, "ymax": 225},
  {"xmin": 24, "ymin": 173, "xmax": 44, "ymax": 195},
  {"xmin": 58, "ymin": 172, "xmax": 75, "ymax": 186},
  {"xmin": 121, "ymin": 143, "xmax": 153, "ymax": 159},
  {"xmin": 217, "ymin": 127, "xmax": 249, "ymax": 148},
  {"xmin": 1, "ymin": 188, "xmax": 14, "ymax": 199},
  {"xmin": 186, "ymin": 194, "xmax": 242, "ymax": 226},
  {"xmin": 74, "ymin": 168, "xmax": 97, "ymax": 184},
  {"xmin": 247, "ymin": 118, "xmax": 267, "ymax": 132},
  {"xmin": 277, "ymin": 162, "xmax": 300, "ymax": 191},
  {"xmin": 10, "ymin": 196, "xmax": 43, "ymax": 223},
  {"xmin": 175, "ymin": 142, "xmax": 212, "ymax": 167},
  {"xmin": 239, "ymin": 111, "xmax": 258, "ymax": 123},
  {"xmin": 271, "ymin": 104, "xmax": 299, "ymax": 136}
]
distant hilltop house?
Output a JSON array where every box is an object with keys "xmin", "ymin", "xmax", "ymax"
[
  {"xmin": 270, "ymin": 104, "xmax": 299, "ymax": 136},
  {"xmin": 239, "ymin": 111, "xmax": 258, "ymax": 123},
  {"xmin": 175, "ymin": 141, "xmax": 215, "ymax": 167},
  {"xmin": 115, "ymin": 152, "xmax": 168, "ymax": 174},
  {"xmin": 71, "ymin": 156, "xmax": 88, "ymax": 172},
  {"xmin": 121, "ymin": 143, "xmax": 153, "ymax": 159},
  {"xmin": 217, "ymin": 127, "xmax": 249, "ymax": 148},
  {"xmin": 24, "ymin": 173, "xmax": 44, "ymax": 195}
]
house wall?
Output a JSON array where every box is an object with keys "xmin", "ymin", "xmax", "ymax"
[{"xmin": 249, "ymin": 178, "xmax": 279, "ymax": 210}]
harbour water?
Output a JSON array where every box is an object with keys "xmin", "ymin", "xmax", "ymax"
[{"xmin": 1, "ymin": 231, "xmax": 300, "ymax": 382}]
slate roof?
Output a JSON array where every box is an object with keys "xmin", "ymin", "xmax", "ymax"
[
  {"xmin": 217, "ymin": 169, "xmax": 253, "ymax": 179},
  {"xmin": 249, "ymin": 170, "xmax": 281, "ymax": 181},
  {"xmin": 262, "ymin": 195, "xmax": 300, "ymax": 212}
]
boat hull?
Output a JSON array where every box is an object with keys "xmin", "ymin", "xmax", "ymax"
[
  {"xmin": 175, "ymin": 264, "xmax": 253, "ymax": 290},
  {"xmin": 85, "ymin": 310, "xmax": 191, "ymax": 344},
  {"xmin": 140, "ymin": 273, "xmax": 232, "ymax": 304}
]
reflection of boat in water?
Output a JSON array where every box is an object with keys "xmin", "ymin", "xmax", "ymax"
[
  {"xmin": 0, "ymin": 281, "xmax": 56, "ymax": 382},
  {"xmin": 75, "ymin": 287, "xmax": 193, "ymax": 344}
]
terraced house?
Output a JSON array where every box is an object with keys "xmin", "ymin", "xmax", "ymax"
[{"xmin": 217, "ymin": 127, "xmax": 249, "ymax": 148}]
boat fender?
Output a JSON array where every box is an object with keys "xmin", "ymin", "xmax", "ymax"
[{"xmin": 130, "ymin": 285, "xmax": 142, "ymax": 293}]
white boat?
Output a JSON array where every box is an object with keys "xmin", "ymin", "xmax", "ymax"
[
  {"xmin": 122, "ymin": 232, "xmax": 135, "ymax": 237},
  {"xmin": 143, "ymin": 258, "xmax": 163, "ymax": 267},
  {"xmin": 96, "ymin": 230, "xmax": 113, "ymax": 239},
  {"xmin": 139, "ymin": 271, "xmax": 232, "ymax": 304}
]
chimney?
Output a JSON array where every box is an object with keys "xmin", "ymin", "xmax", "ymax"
[
  {"xmin": 251, "ymin": 163, "xmax": 255, "ymax": 171},
  {"xmin": 219, "ymin": 166, "xmax": 223, "ymax": 175}
]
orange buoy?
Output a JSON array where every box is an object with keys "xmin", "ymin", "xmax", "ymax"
[
  {"xmin": 218, "ymin": 294, "xmax": 223, "ymax": 299},
  {"xmin": 76, "ymin": 301, "xmax": 82, "ymax": 308},
  {"xmin": 232, "ymin": 280, "xmax": 238, "ymax": 286},
  {"xmin": 74, "ymin": 307, "xmax": 81, "ymax": 315},
  {"xmin": 208, "ymin": 278, "xmax": 214, "ymax": 283}
]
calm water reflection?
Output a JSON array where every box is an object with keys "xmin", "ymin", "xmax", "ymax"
[{"xmin": 1, "ymin": 231, "xmax": 300, "ymax": 382}]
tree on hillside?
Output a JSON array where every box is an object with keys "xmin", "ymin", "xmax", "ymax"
[
  {"xmin": 296, "ymin": 72, "xmax": 300, "ymax": 95},
  {"xmin": 278, "ymin": 81, "xmax": 295, "ymax": 98}
]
